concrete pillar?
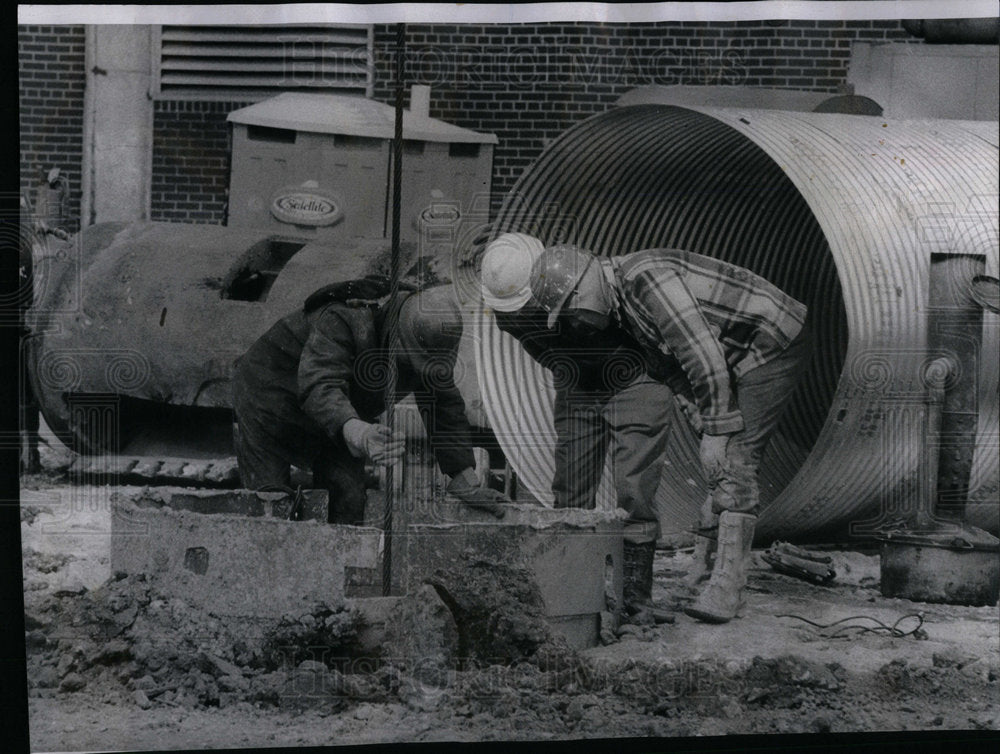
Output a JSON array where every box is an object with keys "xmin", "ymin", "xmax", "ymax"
[{"xmin": 83, "ymin": 26, "xmax": 153, "ymax": 226}]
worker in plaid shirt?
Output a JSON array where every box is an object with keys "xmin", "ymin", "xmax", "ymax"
[{"xmin": 529, "ymin": 245, "xmax": 811, "ymax": 624}]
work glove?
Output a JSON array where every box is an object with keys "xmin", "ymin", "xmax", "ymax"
[
  {"xmin": 673, "ymin": 394, "xmax": 703, "ymax": 434},
  {"xmin": 699, "ymin": 432, "xmax": 731, "ymax": 484},
  {"xmin": 342, "ymin": 419, "xmax": 405, "ymax": 465},
  {"xmin": 446, "ymin": 467, "xmax": 510, "ymax": 519}
]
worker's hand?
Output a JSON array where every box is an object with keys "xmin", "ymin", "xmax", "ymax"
[
  {"xmin": 447, "ymin": 467, "xmax": 510, "ymax": 519},
  {"xmin": 342, "ymin": 419, "xmax": 405, "ymax": 465},
  {"xmin": 674, "ymin": 395, "xmax": 703, "ymax": 433},
  {"xmin": 699, "ymin": 433, "xmax": 731, "ymax": 483}
]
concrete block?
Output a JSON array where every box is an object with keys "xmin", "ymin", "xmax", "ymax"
[
  {"xmin": 162, "ymin": 489, "xmax": 329, "ymax": 522},
  {"xmin": 399, "ymin": 505, "xmax": 624, "ymax": 650},
  {"xmin": 374, "ymin": 404, "xmax": 625, "ymax": 648},
  {"xmin": 111, "ymin": 491, "xmax": 382, "ymax": 617}
]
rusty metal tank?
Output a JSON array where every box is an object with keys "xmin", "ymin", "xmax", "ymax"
[
  {"xmin": 473, "ymin": 104, "xmax": 999, "ymax": 542},
  {"xmin": 25, "ymin": 221, "xmax": 477, "ymax": 458}
]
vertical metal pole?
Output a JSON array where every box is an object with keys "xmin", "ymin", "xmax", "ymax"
[{"xmin": 382, "ymin": 23, "xmax": 406, "ymax": 597}]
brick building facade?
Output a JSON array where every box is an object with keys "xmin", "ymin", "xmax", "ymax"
[
  {"xmin": 19, "ymin": 20, "xmax": 911, "ymax": 229},
  {"xmin": 18, "ymin": 25, "xmax": 87, "ymax": 229}
]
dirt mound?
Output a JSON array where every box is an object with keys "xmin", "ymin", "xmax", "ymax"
[
  {"xmin": 22, "ymin": 548, "xmax": 74, "ymax": 574},
  {"xmin": 23, "ymin": 575, "xmax": 1000, "ymax": 742},
  {"xmin": 23, "ymin": 552, "xmax": 586, "ymax": 715},
  {"xmin": 26, "ymin": 573, "xmax": 254, "ymax": 708},
  {"xmin": 21, "ymin": 507, "xmax": 1000, "ymax": 742},
  {"xmin": 260, "ymin": 603, "xmax": 365, "ymax": 671},
  {"xmin": 423, "ymin": 555, "xmax": 578, "ymax": 671}
]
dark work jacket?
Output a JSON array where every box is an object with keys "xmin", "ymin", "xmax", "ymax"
[
  {"xmin": 493, "ymin": 302, "xmax": 677, "ymax": 508},
  {"xmin": 493, "ymin": 302, "xmax": 665, "ymax": 399},
  {"xmin": 234, "ymin": 293, "xmax": 474, "ymax": 476}
]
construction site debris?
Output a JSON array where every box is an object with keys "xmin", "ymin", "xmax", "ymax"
[
  {"xmin": 21, "ymin": 482, "xmax": 1000, "ymax": 747},
  {"xmin": 422, "ymin": 553, "xmax": 578, "ymax": 670},
  {"xmin": 762, "ymin": 541, "xmax": 837, "ymax": 584}
]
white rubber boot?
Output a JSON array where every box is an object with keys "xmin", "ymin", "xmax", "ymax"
[
  {"xmin": 684, "ymin": 495, "xmax": 717, "ymax": 588},
  {"xmin": 684, "ymin": 511, "xmax": 755, "ymax": 624}
]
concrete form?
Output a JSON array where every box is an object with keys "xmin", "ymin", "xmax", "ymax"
[
  {"xmin": 110, "ymin": 488, "xmax": 383, "ymax": 617},
  {"xmin": 403, "ymin": 513, "xmax": 623, "ymax": 650},
  {"xmin": 110, "ymin": 479, "xmax": 624, "ymax": 649},
  {"xmin": 375, "ymin": 404, "xmax": 625, "ymax": 648}
]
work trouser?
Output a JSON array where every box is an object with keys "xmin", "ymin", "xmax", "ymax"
[
  {"xmin": 551, "ymin": 325, "xmax": 810, "ymax": 532},
  {"xmin": 232, "ymin": 387, "xmax": 369, "ymax": 527},
  {"xmin": 552, "ymin": 375, "xmax": 674, "ymax": 541},
  {"xmin": 709, "ymin": 324, "xmax": 812, "ymax": 516},
  {"xmin": 20, "ymin": 331, "xmax": 41, "ymax": 471}
]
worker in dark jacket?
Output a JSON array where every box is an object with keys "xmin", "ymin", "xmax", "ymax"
[
  {"xmin": 19, "ymin": 192, "xmax": 67, "ymax": 473},
  {"xmin": 529, "ymin": 244, "xmax": 811, "ymax": 624},
  {"xmin": 480, "ymin": 233, "xmax": 675, "ymax": 622},
  {"xmin": 233, "ymin": 279, "xmax": 507, "ymax": 524}
]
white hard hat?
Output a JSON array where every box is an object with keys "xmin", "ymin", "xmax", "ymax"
[{"xmin": 480, "ymin": 232, "xmax": 545, "ymax": 312}]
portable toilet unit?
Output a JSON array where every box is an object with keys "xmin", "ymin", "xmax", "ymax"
[{"xmin": 226, "ymin": 92, "xmax": 498, "ymax": 247}]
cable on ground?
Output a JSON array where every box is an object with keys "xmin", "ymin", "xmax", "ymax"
[{"xmin": 776, "ymin": 612, "xmax": 926, "ymax": 639}]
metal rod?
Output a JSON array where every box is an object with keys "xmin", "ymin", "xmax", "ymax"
[{"xmin": 382, "ymin": 23, "xmax": 406, "ymax": 597}]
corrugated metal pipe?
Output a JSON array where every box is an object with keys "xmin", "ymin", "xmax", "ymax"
[{"xmin": 475, "ymin": 104, "xmax": 998, "ymax": 542}]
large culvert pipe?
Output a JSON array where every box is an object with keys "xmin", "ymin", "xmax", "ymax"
[{"xmin": 475, "ymin": 105, "xmax": 998, "ymax": 542}]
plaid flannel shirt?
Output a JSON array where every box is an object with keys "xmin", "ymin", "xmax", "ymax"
[{"xmin": 604, "ymin": 249, "xmax": 807, "ymax": 435}]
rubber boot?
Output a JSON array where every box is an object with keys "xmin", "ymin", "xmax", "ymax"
[
  {"xmin": 684, "ymin": 495, "xmax": 717, "ymax": 588},
  {"xmin": 684, "ymin": 511, "xmax": 756, "ymax": 624}
]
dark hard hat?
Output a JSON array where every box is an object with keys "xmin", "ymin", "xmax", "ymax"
[
  {"xmin": 529, "ymin": 244, "xmax": 595, "ymax": 328},
  {"xmin": 397, "ymin": 285, "xmax": 464, "ymax": 352}
]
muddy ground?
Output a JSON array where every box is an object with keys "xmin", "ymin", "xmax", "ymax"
[{"xmin": 18, "ymin": 444, "xmax": 1000, "ymax": 752}]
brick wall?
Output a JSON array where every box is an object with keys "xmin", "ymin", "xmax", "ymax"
[
  {"xmin": 19, "ymin": 20, "xmax": 910, "ymax": 225},
  {"xmin": 18, "ymin": 25, "xmax": 86, "ymax": 232},
  {"xmin": 372, "ymin": 20, "xmax": 910, "ymax": 199},
  {"xmin": 150, "ymin": 101, "xmax": 251, "ymax": 224}
]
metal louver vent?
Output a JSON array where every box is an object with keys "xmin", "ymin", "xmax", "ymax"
[{"xmin": 153, "ymin": 25, "xmax": 373, "ymax": 100}]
